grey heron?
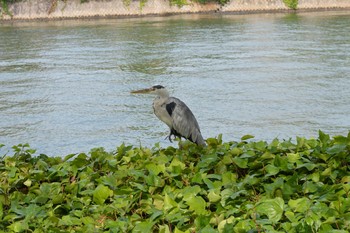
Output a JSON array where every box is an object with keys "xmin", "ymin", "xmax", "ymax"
[{"xmin": 131, "ymin": 85, "xmax": 206, "ymax": 146}]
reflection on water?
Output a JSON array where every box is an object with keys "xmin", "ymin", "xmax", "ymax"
[{"xmin": 0, "ymin": 11, "xmax": 350, "ymax": 155}]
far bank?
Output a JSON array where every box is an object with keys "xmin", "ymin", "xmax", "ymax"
[{"xmin": 1, "ymin": 0, "xmax": 350, "ymax": 21}]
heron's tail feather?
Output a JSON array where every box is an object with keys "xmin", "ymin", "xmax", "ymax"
[
  {"xmin": 189, "ymin": 130, "xmax": 206, "ymax": 146},
  {"xmin": 195, "ymin": 134, "xmax": 206, "ymax": 146}
]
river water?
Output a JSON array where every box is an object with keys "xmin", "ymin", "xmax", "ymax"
[{"xmin": 1, "ymin": 11, "xmax": 350, "ymax": 155}]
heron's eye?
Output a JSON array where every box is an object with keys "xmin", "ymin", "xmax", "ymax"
[{"xmin": 153, "ymin": 85, "xmax": 164, "ymax": 89}]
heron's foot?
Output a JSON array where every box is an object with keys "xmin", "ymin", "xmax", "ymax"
[
  {"xmin": 165, "ymin": 136, "xmax": 172, "ymax": 142},
  {"xmin": 165, "ymin": 134, "xmax": 173, "ymax": 143},
  {"xmin": 165, "ymin": 132, "xmax": 177, "ymax": 143}
]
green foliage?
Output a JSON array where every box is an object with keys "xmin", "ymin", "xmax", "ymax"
[
  {"xmin": 0, "ymin": 0, "xmax": 13, "ymax": 17},
  {"xmin": 1, "ymin": 131, "xmax": 350, "ymax": 232},
  {"xmin": 170, "ymin": 0, "xmax": 188, "ymax": 8},
  {"xmin": 283, "ymin": 0, "xmax": 298, "ymax": 10}
]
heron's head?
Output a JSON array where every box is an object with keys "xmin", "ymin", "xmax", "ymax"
[{"xmin": 131, "ymin": 85, "xmax": 169, "ymax": 97}]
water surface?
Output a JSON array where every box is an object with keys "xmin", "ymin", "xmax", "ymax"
[{"xmin": 1, "ymin": 11, "xmax": 350, "ymax": 155}]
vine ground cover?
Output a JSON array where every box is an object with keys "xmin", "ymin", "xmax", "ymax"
[{"xmin": 0, "ymin": 131, "xmax": 350, "ymax": 232}]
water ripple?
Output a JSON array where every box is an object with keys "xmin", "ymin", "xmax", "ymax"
[{"xmin": 1, "ymin": 11, "xmax": 350, "ymax": 155}]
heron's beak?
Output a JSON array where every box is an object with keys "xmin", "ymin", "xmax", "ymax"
[{"xmin": 130, "ymin": 87, "xmax": 154, "ymax": 94}]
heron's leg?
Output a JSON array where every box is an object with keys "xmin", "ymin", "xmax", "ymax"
[{"xmin": 168, "ymin": 133, "xmax": 173, "ymax": 143}]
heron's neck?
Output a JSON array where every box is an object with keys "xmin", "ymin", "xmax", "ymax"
[{"xmin": 157, "ymin": 89, "xmax": 169, "ymax": 99}]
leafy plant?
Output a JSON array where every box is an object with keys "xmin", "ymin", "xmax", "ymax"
[
  {"xmin": 0, "ymin": 0, "xmax": 13, "ymax": 17},
  {"xmin": 283, "ymin": 0, "xmax": 298, "ymax": 10},
  {"xmin": 1, "ymin": 131, "xmax": 350, "ymax": 232},
  {"xmin": 123, "ymin": 0, "xmax": 131, "ymax": 7},
  {"xmin": 170, "ymin": 0, "xmax": 188, "ymax": 8},
  {"xmin": 139, "ymin": 0, "xmax": 148, "ymax": 10}
]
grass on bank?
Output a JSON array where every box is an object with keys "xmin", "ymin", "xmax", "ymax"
[{"xmin": 0, "ymin": 130, "xmax": 350, "ymax": 232}]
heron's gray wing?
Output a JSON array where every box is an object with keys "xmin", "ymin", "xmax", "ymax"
[{"xmin": 166, "ymin": 97, "xmax": 205, "ymax": 145}]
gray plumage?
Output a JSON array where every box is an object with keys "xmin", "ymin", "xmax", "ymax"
[
  {"xmin": 153, "ymin": 87, "xmax": 205, "ymax": 146},
  {"xmin": 132, "ymin": 85, "xmax": 205, "ymax": 146}
]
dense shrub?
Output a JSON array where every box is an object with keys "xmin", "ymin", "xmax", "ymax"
[{"xmin": 1, "ymin": 131, "xmax": 350, "ymax": 232}]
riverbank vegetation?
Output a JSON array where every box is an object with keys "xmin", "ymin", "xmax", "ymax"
[
  {"xmin": 1, "ymin": 131, "xmax": 350, "ymax": 232},
  {"xmin": 283, "ymin": 0, "xmax": 298, "ymax": 10}
]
